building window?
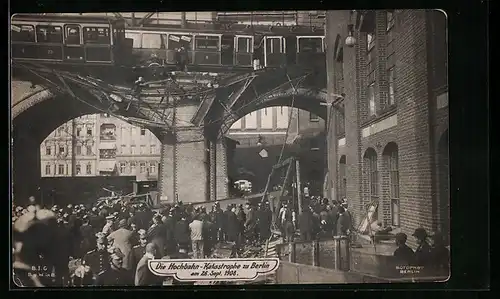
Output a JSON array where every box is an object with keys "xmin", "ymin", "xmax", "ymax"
[
  {"xmin": 364, "ymin": 149, "xmax": 378, "ymax": 206},
  {"xmin": 386, "ymin": 12, "xmax": 396, "ymax": 108},
  {"xmin": 66, "ymin": 164, "xmax": 69, "ymax": 175},
  {"xmin": 45, "ymin": 146, "xmax": 52, "ymax": 156},
  {"xmin": 140, "ymin": 163, "xmax": 146, "ymax": 173},
  {"xmin": 369, "ymin": 155, "xmax": 378, "ymax": 199},
  {"xmin": 131, "ymin": 127, "xmax": 137, "ymax": 137},
  {"xmin": 59, "ymin": 146, "xmax": 65, "ymax": 155},
  {"xmin": 387, "ymin": 67, "xmax": 396, "ymax": 106},
  {"xmin": 86, "ymin": 126, "xmax": 93, "ymax": 136},
  {"xmin": 140, "ymin": 128, "xmax": 146, "ymax": 136},
  {"xmin": 366, "ymin": 30, "xmax": 376, "ymax": 117},
  {"xmin": 130, "ymin": 162, "xmax": 137, "ymax": 173},
  {"xmin": 149, "ymin": 163, "xmax": 156, "ymax": 174},
  {"xmin": 86, "ymin": 163, "xmax": 92, "ymax": 174},
  {"xmin": 45, "ymin": 164, "xmax": 51, "ymax": 175},
  {"xmin": 76, "ymin": 164, "xmax": 81, "ymax": 175},
  {"xmin": 86, "ymin": 145, "xmax": 93, "ymax": 156},
  {"xmin": 76, "ymin": 127, "xmax": 82, "ymax": 136},
  {"xmin": 100, "ymin": 124, "xmax": 116, "ymax": 140},
  {"xmin": 368, "ymin": 82, "xmax": 376, "ymax": 116},
  {"xmin": 431, "ymin": 10, "xmax": 448, "ymax": 91},
  {"xmin": 339, "ymin": 156, "xmax": 347, "ymax": 201},
  {"xmin": 389, "ymin": 148, "xmax": 400, "ymax": 226},
  {"xmin": 309, "ymin": 112, "xmax": 320, "ymax": 122},
  {"xmin": 120, "ymin": 162, "xmax": 126, "ymax": 173},
  {"xmin": 140, "ymin": 145, "xmax": 146, "ymax": 155},
  {"xmin": 58, "ymin": 164, "xmax": 65, "ymax": 175},
  {"xmin": 76, "ymin": 145, "xmax": 82, "ymax": 155},
  {"xmin": 131, "ymin": 145, "xmax": 136, "ymax": 155},
  {"xmin": 150, "ymin": 144, "xmax": 156, "ymax": 155},
  {"xmin": 121, "ymin": 144, "xmax": 126, "ymax": 154},
  {"xmin": 336, "ymin": 104, "xmax": 346, "ymax": 136},
  {"xmin": 100, "ymin": 149, "xmax": 116, "ymax": 159}
]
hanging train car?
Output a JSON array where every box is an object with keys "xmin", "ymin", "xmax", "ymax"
[
  {"xmin": 10, "ymin": 14, "xmax": 131, "ymax": 66},
  {"xmin": 125, "ymin": 25, "xmax": 325, "ymax": 72}
]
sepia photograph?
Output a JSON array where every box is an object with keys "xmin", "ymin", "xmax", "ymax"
[{"xmin": 10, "ymin": 10, "xmax": 449, "ymax": 287}]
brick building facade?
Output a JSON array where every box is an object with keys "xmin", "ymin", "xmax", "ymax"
[{"xmin": 326, "ymin": 10, "xmax": 448, "ymax": 246}]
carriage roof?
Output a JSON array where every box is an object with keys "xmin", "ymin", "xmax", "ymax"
[{"xmin": 11, "ymin": 14, "xmax": 125, "ymax": 25}]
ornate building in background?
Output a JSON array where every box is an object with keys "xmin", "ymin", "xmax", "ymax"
[{"xmin": 40, "ymin": 113, "xmax": 161, "ymax": 180}]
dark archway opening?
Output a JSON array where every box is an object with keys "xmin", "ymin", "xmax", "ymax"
[
  {"xmin": 12, "ymin": 94, "xmax": 97, "ymax": 205},
  {"xmin": 438, "ymin": 130, "xmax": 449, "ymax": 245},
  {"xmin": 225, "ymin": 106, "xmax": 326, "ymax": 197}
]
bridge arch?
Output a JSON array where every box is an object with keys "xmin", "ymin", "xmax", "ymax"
[{"xmin": 216, "ymin": 87, "xmax": 328, "ymax": 136}]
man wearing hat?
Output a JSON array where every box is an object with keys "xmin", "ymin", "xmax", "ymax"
[
  {"xmin": 79, "ymin": 215, "xmax": 95, "ymax": 258},
  {"xmin": 429, "ymin": 232, "xmax": 450, "ymax": 275},
  {"xmin": 83, "ymin": 233, "xmax": 111, "ymax": 280},
  {"xmin": 257, "ymin": 202, "xmax": 272, "ymax": 243},
  {"xmin": 128, "ymin": 229, "xmax": 148, "ymax": 275},
  {"xmin": 244, "ymin": 202, "xmax": 258, "ymax": 245},
  {"xmin": 212, "ymin": 202, "xmax": 225, "ymax": 242},
  {"xmin": 12, "ymin": 207, "xmax": 59, "ymax": 287},
  {"xmin": 146, "ymin": 215, "xmax": 167, "ymax": 258},
  {"xmin": 95, "ymin": 248, "xmax": 133, "ymax": 286},
  {"xmin": 393, "ymin": 232, "xmax": 415, "ymax": 266},
  {"xmin": 107, "ymin": 219, "xmax": 135, "ymax": 271},
  {"xmin": 412, "ymin": 227, "xmax": 432, "ymax": 267},
  {"xmin": 102, "ymin": 215, "xmax": 115, "ymax": 236},
  {"xmin": 163, "ymin": 209, "xmax": 177, "ymax": 255},
  {"xmin": 174, "ymin": 213, "xmax": 190, "ymax": 253}
]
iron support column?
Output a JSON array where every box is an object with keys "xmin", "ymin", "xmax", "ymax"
[{"xmin": 326, "ymin": 11, "xmax": 339, "ymax": 202}]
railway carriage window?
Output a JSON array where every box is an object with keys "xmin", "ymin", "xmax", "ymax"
[
  {"xmin": 36, "ymin": 25, "xmax": 62, "ymax": 43},
  {"xmin": 125, "ymin": 32, "xmax": 142, "ymax": 48},
  {"xmin": 194, "ymin": 36, "xmax": 220, "ymax": 52},
  {"xmin": 64, "ymin": 25, "xmax": 81, "ymax": 45},
  {"xmin": 237, "ymin": 37, "xmax": 252, "ymax": 53},
  {"xmin": 11, "ymin": 24, "xmax": 35, "ymax": 42},
  {"xmin": 83, "ymin": 27, "xmax": 110, "ymax": 44},
  {"xmin": 168, "ymin": 34, "xmax": 192, "ymax": 50},
  {"xmin": 142, "ymin": 33, "xmax": 163, "ymax": 49},
  {"xmin": 298, "ymin": 38, "xmax": 323, "ymax": 53},
  {"xmin": 266, "ymin": 38, "xmax": 282, "ymax": 53}
]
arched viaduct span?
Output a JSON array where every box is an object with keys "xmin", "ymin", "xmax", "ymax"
[{"xmin": 11, "ymin": 63, "xmax": 327, "ymax": 204}]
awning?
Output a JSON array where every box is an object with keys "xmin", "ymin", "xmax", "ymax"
[
  {"xmin": 99, "ymin": 142, "xmax": 116, "ymax": 150},
  {"xmin": 99, "ymin": 160, "xmax": 116, "ymax": 172}
]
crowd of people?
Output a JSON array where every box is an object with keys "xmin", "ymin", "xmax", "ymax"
[
  {"xmin": 12, "ymin": 196, "xmax": 275, "ymax": 287},
  {"xmin": 12, "ymin": 192, "xmax": 449, "ymax": 287}
]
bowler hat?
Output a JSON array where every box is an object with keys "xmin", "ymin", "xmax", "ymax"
[{"xmin": 412, "ymin": 227, "xmax": 428, "ymax": 239}]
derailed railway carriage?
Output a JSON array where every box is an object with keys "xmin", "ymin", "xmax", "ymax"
[
  {"xmin": 126, "ymin": 26, "xmax": 326, "ymax": 71},
  {"xmin": 10, "ymin": 14, "xmax": 130, "ymax": 66}
]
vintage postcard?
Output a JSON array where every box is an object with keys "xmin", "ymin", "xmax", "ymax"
[{"xmin": 10, "ymin": 10, "xmax": 449, "ymax": 287}]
